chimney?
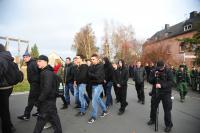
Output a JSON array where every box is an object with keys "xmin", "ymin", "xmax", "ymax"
[
  {"xmin": 165, "ymin": 24, "xmax": 170, "ymax": 30},
  {"xmin": 190, "ymin": 11, "xmax": 198, "ymax": 19}
]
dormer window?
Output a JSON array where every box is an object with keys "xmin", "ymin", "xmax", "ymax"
[{"xmin": 184, "ymin": 24, "xmax": 192, "ymax": 31}]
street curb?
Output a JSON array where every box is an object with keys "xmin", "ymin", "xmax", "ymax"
[{"xmin": 12, "ymin": 91, "xmax": 29, "ymax": 96}]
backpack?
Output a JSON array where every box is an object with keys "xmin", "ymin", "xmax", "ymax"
[
  {"xmin": 54, "ymin": 73, "xmax": 64, "ymax": 97},
  {"xmin": 1, "ymin": 59, "xmax": 24, "ymax": 86}
]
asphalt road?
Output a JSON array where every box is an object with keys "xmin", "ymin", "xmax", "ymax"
[{"xmin": 1, "ymin": 81, "xmax": 200, "ymax": 133}]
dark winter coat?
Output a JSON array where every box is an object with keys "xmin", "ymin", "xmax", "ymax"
[
  {"xmin": 26, "ymin": 58, "xmax": 40, "ymax": 84},
  {"xmin": 133, "ymin": 67, "xmax": 146, "ymax": 83},
  {"xmin": 113, "ymin": 66, "xmax": 129, "ymax": 86},
  {"xmin": 88, "ymin": 63, "xmax": 105, "ymax": 85},
  {"xmin": 0, "ymin": 51, "xmax": 14, "ymax": 89},
  {"xmin": 63, "ymin": 63, "xmax": 74, "ymax": 83},
  {"xmin": 38, "ymin": 65, "xmax": 57, "ymax": 103},
  {"xmin": 104, "ymin": 61, "xmax": 114, "ymax": 82},
  {"xmin": 75, "ymin": 64, "xmax": 88, "ymax": 84},
  {"xmin": 149, "ymin": 67, "xmax": 173, "ymax": 94}
]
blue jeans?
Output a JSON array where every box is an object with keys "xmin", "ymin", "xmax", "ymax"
[
  {"xmin": 64, "ymin": 81, "xmax": 74, "ymax": 104},
  {"xmin": 91, "ymin": 85, "xmax": 106, "ymax": 119},
  {"xmin": 78, "ymin": 84, "xmax": 88, "ymax": 113},
  {"xmin": 105, "ymin": 81, "xmax": 113, "ymax": 107}
]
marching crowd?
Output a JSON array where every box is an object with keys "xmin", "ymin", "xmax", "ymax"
[{"xmin": 0, "ymin": 43, "xmax": 200, "ymax": 133}]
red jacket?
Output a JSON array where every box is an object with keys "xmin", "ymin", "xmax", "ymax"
[{"xmin": 53, "ymin": 64, "xmax": 61, "ymax": 74}]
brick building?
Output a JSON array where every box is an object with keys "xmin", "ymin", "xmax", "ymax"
[{"xmin": 143, "ymin": 11, "xmax": 200, "ymax": 68}]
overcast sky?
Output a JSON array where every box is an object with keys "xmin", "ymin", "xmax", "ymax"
[{"xmin": 0, "ymin": 0, "xmax": 200, "ymax": 58}]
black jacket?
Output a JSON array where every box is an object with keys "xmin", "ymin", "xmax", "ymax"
[
  {"xmin": 0, "ymin": 51, "xmax": 14, "ymax": 88},
  {"xmin": 26, "ymin": 58, "xmax": 40, "ymax": 84},
  {"xmin": 149, "ymin": 67, "xmax": 173, "ymax": 94},
  {"xmin": 63, "ymin": 63, "xmax": 74, "ymax": 83},
  {"xmin": 38, "ymin": 65, "xmax": 56, "ymax": 103},
  {"xmin": 104, "ymin": 62, "xmax": 113, "ymax": 82},
  {"xmin": 88, "ymin": 63, "xmax": 105, "ymax": 85},
  {"xmin": 133, "ymin": 67, "xmax": 146, "ymax": 83},
  {"xmin": 75, "ymin": 64, "xmax": 88, "ymax": 84},
  {"xmin": 113, "ymin": 66, "xmax": 129, "ymax": 86}
]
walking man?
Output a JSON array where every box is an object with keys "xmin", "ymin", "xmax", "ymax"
[
  {"xmin": 113, "ymin": 59, "xmax": 129, "ymax": 115},
  {"xmin": 18, "ymin": 50, "xmax": 40, "ymax": 120},
  {"xmin": 88, "ymin": 54, "xmax": 108, "ymax": 124},
  {"xmin": 74, "ymin": 54, "xmax": 89, "ymax": 116},
  {"xmin": 33, "ymin": 55, "xmax": 62, "ymax": 133},
  {"xmin": 133, "ymin": 61, "xmax": 146, "ymax": 104}
]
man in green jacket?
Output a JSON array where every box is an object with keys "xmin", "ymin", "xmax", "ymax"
[{"xmin": 176, "ymin": 65, "xmax": 190, "ymax": 102}]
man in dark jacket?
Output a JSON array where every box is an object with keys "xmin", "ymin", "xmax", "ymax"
[
  {"xmin": 147, "ymin": 60, "xmax": 173, "ymax": 133},
  {"xmin": 113, "ymin": 59, "xmax": 129, "ymax": 115},
  {"xmin": 33, "ymin": 55, "xmax": 62, "ymax": 133},
  {"xmin": 74, "ymin": 54, "xmax": 89, "ymax": 116},
  {"xmin": 190, "ymin": 66, "xmax": 198, "ymax": 91},
  {"xmin": 133, "ymin": 61, "xmax": 146, "ymax": 104},
  {"xmin": 18, "ymin": 50, "xmax": 40, "ymax": 120},
  {"xmin": 0, "ymin": 44, "xmax": 15, "ymax": 133},
  {"xmin": 103, "ymin": 57, "xmax": 113, "ymax": 108},
  {"xmin": 63, "ymin": 57, "xmax": 74, "ymax": 106},
  {"xmin": 87, "ymin": 54, "xmax": 108, "ymax": 124}
]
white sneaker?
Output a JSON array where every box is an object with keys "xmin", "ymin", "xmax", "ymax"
[{"xmin": 44, "ymin": 122, "xmax": 52, "ymax": 129}]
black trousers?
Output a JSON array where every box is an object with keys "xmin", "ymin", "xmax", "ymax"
[
  {"xmin": 150, "ymin": 93, "xmax": 173, "ymax": 127},
  {"xmin": 24, "ymin": 83, "xmax": 40, "ymax": 117},
  {"xmin": 135, "ymin": 82, "xmax": 145, "ymax": 102},
  {"xmin": 118, "ymin": 85, "xmax": 128, "ymax": 111},
  {"xmin": 191, "ymin": 78, "xmax": 197, "ymax": 91},
  {"xmin": 0, "ymin": 88, "xmax": 13, "ymax": 133},
  {"xmin": 33, "ymin": 101, "xmax": 62, "ymax": 133},
  {"xmin": 113, "ymin": 84, "xmax": 120, "ymax": 102}
]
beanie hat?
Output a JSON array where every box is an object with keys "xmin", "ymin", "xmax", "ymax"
[
  {"xmin": 23, "ymin": 49, "xmax": 30, "ymax": 57},
  {"xmin": 38, "ymin": 55, "xmax": 49, "ymax": 62}
]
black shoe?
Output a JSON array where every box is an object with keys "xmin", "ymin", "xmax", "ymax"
[
  {"xmin": 100, "ymin": 110, "xmax": 109, "ymax": 117},
  {"xmin": 141, "ymin": 101, "xmax": 145, "ymax": 104},
  {"xmin": 75, "ymin": 112, "xmax": 85, "ymax": 117},
  {"xmin": 32, "ymin": 112, "xmax": 39, "ymax": 117},
  {"xmin": 88, "ymin": 117, "xmax": 96, "ymax": 124},
  {"xmin": 124, "ymin": 102, "xmax": 128, "ymax": 109},
  {"xmin": 164, "ymin": 126, "xmax": 172, "ymax": 132},
  {"xmin": 118, "ymin": 110, "xmax": 125, "ymax": 115},
  {"xmin": 11, "ymin": 125, "xmax": 16, "ymax": 133},
  {"xmin": 17, "ymin": 115, "xmax": 30, "ymax": 121},
  {"xmin": 60, "ymin": 105, "xmax": 68, "ymax": 110},
  {"xmin": 147, "ymin": 120, "xmax": 155, "ymax": 125}
]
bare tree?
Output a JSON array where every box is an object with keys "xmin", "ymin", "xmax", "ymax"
[
  {"xmin": 72, "ymin": 24, "xmax": 97, "ymax": 59},
  {"xmin": 110, "ymin": 23, "xmax": 138, "ymax": 64}
]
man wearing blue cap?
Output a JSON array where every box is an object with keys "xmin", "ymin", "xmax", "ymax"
[{"xmin": 18, "ymin": 49, "xmax": 40, "ymax": 120}]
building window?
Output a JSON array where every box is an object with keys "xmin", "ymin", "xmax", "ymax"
[
  {"xmin": 184, "ymin": 24, "xmax": 192, "ymax": 31},
  {"xmin": 179, "ymin": 42, "xmax": 185, "ymax": 53}
]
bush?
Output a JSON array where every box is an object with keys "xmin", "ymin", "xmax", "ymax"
[{"xmin": 13, "ymin": 79, "xmax": 30, "ymax": 92}]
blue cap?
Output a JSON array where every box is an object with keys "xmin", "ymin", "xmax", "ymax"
[{"xmin": 23, "ymin": 49, "xmax": 30, "ymax": 57}]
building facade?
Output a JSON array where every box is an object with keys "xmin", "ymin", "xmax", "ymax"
[{"xmin": 143, "ymin": 11, "xmax": 200, "ymax": 68}]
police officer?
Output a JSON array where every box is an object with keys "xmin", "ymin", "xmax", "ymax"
[
  {"xmin": 176, "ymin": 65, "xmax": 190, "ymax": 102},
  {"xmin": 18, "ymin": 50, "xmax": 40, "ymax": 120},
  {"xmin": 147, "ymin": 60, "xmax": 173, "ymax": 133},
  {"xmin": 33, "ymin": 55, "xmax": 62, "ymax": 133},
  {"xmin": 190, "ymin": 66, "xmax": 198, "ymax": 91}
]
